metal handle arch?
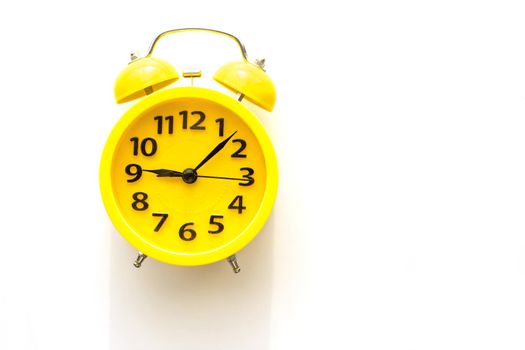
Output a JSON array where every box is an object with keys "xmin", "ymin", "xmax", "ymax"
[{"xmin": 147, "ymin": 28, "xmax": 249, "ymax": 61}]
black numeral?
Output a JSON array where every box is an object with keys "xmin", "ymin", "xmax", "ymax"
[
  {"xmin": 190, "ymin": 111, "xmax": 205, "ymax": 130},
  {"xmin": 154, "ymin": 115, "xmax": 173, "ymax": 134},
  {"xmin": 228, "ymin": 195, "xmax": 246, "ymax": 214},
  {"xmin": 231, "ymin": 139, "xmax": 247, "ymax": 158},
  {"xmin": 131, "ymin": 192, "xmax": 149, "ymax": 211},
  {"xmin": 180, "ymin": 111, "xmax": 188, "ymax": 129},
  {"xmin": 130, "ymin": 137, "xmax": 157, "ymax": 156},
  {"xmin": 179, "ymin": 110, "xmax": 206, "ymax": 130},
  {"xmin": 239, "ymin": 167, "xmax": 255, "ymax": 186},
  {"xmin": 215, "ymin": 118, "xmax": 224, "ymax": 137},
  {"xmin": 125, "ymin": 164, "xmax": 142, "ymax": 182},
  {"xmin": 152, "ymin": 213, "xmax": 168, "ymax": 232},
  {"xmin": 208, "ymin": 215, "xmax": 224, "ymax": 234},
  {"xmin": 179, "ymin": 222, "xmax": 197, "ymax": 241}
]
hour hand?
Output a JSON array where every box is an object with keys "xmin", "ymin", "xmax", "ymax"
[{"xmin": 143, "ymin": 169, "xmax": 183, "ymax": 177}]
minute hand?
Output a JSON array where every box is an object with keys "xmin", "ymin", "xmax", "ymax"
[{"xmin": 194, "ymin": 131, "xmax": 237, "ymax": 171}]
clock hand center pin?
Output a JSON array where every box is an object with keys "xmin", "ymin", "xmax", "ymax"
[{"xmin": 182, "ymin": 168, "xmax": 198, "ymax": 184}]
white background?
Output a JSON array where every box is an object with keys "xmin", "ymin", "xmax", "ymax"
[{"xmin": 1, "ymin": 1, "xmax": 525, "ymax": 349}]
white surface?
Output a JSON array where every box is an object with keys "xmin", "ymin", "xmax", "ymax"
[{"xmin": 1, "ymin": 1, "xmax": 525, "ymax": 349}]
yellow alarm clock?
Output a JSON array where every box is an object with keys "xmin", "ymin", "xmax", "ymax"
[{"xmin": 100, "ymin": 28, "xmax": 277, "ymax": 272}]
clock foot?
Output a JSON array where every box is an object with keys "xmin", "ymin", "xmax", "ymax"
[
  {"xmin": 227, "ymin": 255, "xmax": 241, "ymax": 273},
  {"xmin": 133, "ymin": 252, "xmax": 147, "ymax": 268}
]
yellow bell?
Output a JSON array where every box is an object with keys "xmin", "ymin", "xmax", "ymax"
[
  {"xmin": 214, "ymin": 61, "xmax": 276, "ymax": 111},
  {"xmin": 114, "ymin": 57, "xmax": 180, "ymax": 103}
]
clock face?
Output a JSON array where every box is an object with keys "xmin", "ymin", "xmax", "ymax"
[{"xmin": 107, "ymin": 91, "xmax": 272, "ymax": 264}]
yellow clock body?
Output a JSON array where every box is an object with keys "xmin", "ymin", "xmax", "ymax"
[{"xmin": 100, "ymin": 87, "xmax": 278, "ymax": 266}]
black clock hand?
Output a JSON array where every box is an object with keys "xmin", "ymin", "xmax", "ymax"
[
  {"xmin": 144, "ymin": 168, "xmax": 248, "ymax": 183},
  {"xmin": 198, "ymin": 175, "xmax": 245, "ymax": 181},
  {"xmin": 194, "ymin": 131, "xmax": 237, "ymax": 171},
  {"xmin": 143, "ymin": 169, "xmax": 183, "ymax": 177}
]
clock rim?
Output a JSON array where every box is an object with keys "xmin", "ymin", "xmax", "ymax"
[{"xmin": 100, "ymin": 86, "xmax": 278, "ymax": 266}]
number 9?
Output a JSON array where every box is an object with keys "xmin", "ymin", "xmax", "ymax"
[{"xmin": 125, "ymin": 164, "xmax": 143, "ymax": 183}]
